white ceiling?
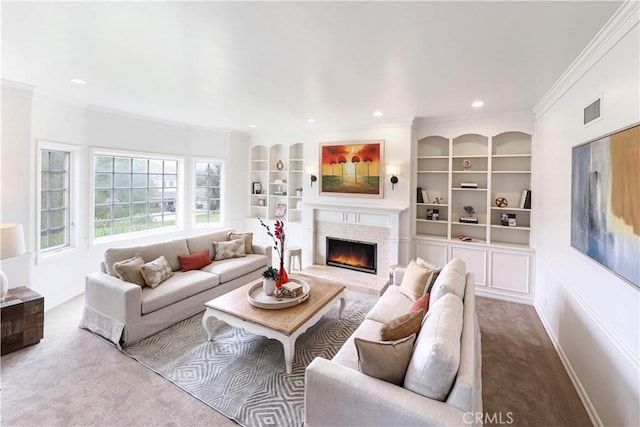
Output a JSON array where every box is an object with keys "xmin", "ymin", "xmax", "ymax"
[{"xmin": 1, "ymin": 1, "xmax": 622, "ymax": 134}]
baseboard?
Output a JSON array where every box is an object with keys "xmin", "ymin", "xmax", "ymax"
[
  {"xmin": 474, "ymin": 287, "xmax": 533, "ymax": 305},
  {"xmin": 534, "ymin": 303, "xmax": 603, "ymax": 427}
]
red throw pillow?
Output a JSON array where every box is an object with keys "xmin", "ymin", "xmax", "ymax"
[
  {"xmin": 409, "ymin": 293, "xmax": 430, "ymax": 315},
  {"xmin": 178, "ymin": 250, "xmax": 212, "ymax": 272}
]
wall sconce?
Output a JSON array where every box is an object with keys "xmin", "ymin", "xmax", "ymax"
[
  {"xmin": 387, "ymin": 165, "xmax": 400, "ymax": 190},
  {"xmin": 305, "ymin": 166, "xmax": 318, "ymax": 187}
]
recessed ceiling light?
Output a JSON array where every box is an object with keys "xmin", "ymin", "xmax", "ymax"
[
  {"xmin": 373, "ymin": 111, "xmax": 383, "ymax": 117},
  {"xmin": 471, "ymin": 100, "xmax": 484, "ymax": 108},
  {"xmin": 70, "ymin": 78, "xmax": 87, "ymax": 85},
  {"xmin": 249, "ymin": 125, "xmax": 257, "ymax": 128},
  {"xmin": 307, "ymin": 118, "xmax": 316, "ymax": 123}
]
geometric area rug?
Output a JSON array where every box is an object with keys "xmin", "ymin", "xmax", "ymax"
[{"xmin": 122, "ymin": 299, "xmax": 372, "ymax": 427}]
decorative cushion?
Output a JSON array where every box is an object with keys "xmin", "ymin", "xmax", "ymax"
[
  {"xmin": 355, "ymin": 334, "xmax": 416, "ymax": 386},
  {"xmin": 185, "ymin": 230, "xmax": 229, "ymax": 260},
  {"xmin": 404, "ymin": 293, "xmax": 464, "ymax": 401},
  {"xmin": 112, "ymin": 253, "xmax": 146, "ymax": 287},
  {"xmin": 416, "ymin": 257, "xmax": 443, "ymax": 293},
  {"xmin": 410, "ymin": 294, "xmax": 430, "ymax": 314},
  {"xmin": 429, "ymin": 258, "xmax": 467, "ymax": 304},
  {"xmin": 380, "ymin": 310, "xmax": 424, "ymax": 341},
  {"xmin": 178, "ymin": 250, "xmax": 212, "ymax": 272},
  {"xmin": 213, "ymin": 238, "xmax": 246, "ymax": 261},
  {"xmin": 140, "ymin": 256, "xmax": 174, "ymax": 288},
  {"xmin": 398, "ymin": 260, "xmax": 433, "ymax": 302},
  {"xmin": 227, "ymin": 232, "xmax": 254, "ymax": 254}
]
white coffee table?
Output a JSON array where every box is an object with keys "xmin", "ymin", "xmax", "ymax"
[{"xmin": 202, "ymin": 276, "xmax": 346, "ymax": 374}]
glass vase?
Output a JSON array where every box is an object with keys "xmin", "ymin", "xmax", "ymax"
[{"xmin": 276, "ymin": 259, "xmax": 288, "ymax": 288}]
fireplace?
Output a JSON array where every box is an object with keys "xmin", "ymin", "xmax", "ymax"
[{"xmin": 326, "ymin": 237, "xmax": 377, "ymax": 274}]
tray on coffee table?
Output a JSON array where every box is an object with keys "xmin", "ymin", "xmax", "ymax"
[{"xmin": 247, "ymin": 277, "xmax": 310, "ymax": 309}]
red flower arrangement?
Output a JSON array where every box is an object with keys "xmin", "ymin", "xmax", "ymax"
[{"xmin": 258, "ymin": 218, "xmax": 288, "ymax": 288}]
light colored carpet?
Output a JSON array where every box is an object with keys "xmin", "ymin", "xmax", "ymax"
[
  {"xmin": 1, "ymin": 292, "xmax": 591, "ymax": 426},
  {"xmin": 122, "ymin": 300, "xmax": 371, "ymax": 427}
]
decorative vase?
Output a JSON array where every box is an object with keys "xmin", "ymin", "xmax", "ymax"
[
  {"xmin": 263, "ymin": 278, "xmax": 275, "ymax": 296},
  {"xmin": 276, "ymin": 260, "xmax": 288, "ymax": 288}
]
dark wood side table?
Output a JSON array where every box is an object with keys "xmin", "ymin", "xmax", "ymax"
[{"xmin": 1, "ymin": 286, "xmax": 44, "ymax": 355}]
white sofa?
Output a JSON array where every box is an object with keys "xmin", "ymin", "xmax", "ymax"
[
  {"xmin": 80, "ymin": 229, "xmax": 271, "ymax": 347},
  {"xmin": 305, "ymin": 258, "xmax": 483, "ymax": 426}
]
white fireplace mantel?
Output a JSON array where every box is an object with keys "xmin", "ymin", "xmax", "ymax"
[{"xmin": 301, "ymin": 202, "xmax": 408, "ymax": 271}]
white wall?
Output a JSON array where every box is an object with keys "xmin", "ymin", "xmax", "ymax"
[
  {"xmin": 533, "ymin": 5, "xmax": 639, "ymax": 425},
  {"xmin": 0, "ymin": 87, "xmax": 248, "ymax": 310}
]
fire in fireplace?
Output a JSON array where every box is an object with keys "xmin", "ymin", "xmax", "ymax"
[{"xmin": 326, "ymin": 237, "xmax": 377, "ymax": 274}]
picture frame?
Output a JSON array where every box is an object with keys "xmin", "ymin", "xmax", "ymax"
[
  {"xmin": 319, "ymin": 140, "xmax": 384, "ymax": 198},
  {"xmin": 252, "ymin": 182, "xmax": 262, "ymax": 195},
  {"xmin": 571, "ymin": 123, "xmax": 639, "ymax": 288},
  {"xmin": 274, "ymin": 203, "xmax": 287, "ymax": 219}
]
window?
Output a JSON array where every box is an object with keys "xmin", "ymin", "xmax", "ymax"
[
  {"xmin": 194, "ymin": 160, "xmax": 223, "ymax": 225},
  {"xmin": 40, "ymin": 149, "xmax": 70, "ymax": 250},
  {"xmin": 93, "ymin": 154, "xmax": 179, "ymax": 238}
]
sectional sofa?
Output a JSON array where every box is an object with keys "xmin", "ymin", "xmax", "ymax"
[
  {"xmin": 305, "ymin": 258, "xmax": 482, "ymax": 426},
  {"xmin": 80, "ymin": 229, "xmax": 271, "ymax": 347}
]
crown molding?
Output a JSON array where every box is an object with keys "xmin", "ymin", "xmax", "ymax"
[
  {"xmin": 1, "ymin": 79, "xmax": 37, "ymax": 97},
  {"xmin": 534, "ymin": 1, "xmax": 639, "ymax": 118}
]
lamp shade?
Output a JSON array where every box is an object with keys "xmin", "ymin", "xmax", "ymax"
[{"xmin": 0, "ymin": 223, "xmax": 26, "ymax": 260}]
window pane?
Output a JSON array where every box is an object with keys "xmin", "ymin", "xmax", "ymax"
[
  {"xmin": 195, "ymin": 162, "xmax": 208, "ymax": 174},
  {"xmin": 49, "ymin": 229, "xmax": 65, "ymax": 247},
  {"xmin": 40, "ymin": 231, "xmax": 49, "ymax": 249},
  {"xmin": 41, "ymin": 171, "xmax": 49, "ymax": 190},
  {"xmin": 95, "ymin": 189, "xmax": 111, "ymax": 204},
  {"xmin": 207, "ymin": 175, "xmax": 220, "ymax": 186},
  {"xmin": 164, "ymin": 175, "xmax": 177, "ymax": 187},
  {"xmin": 114, "ymin": 204, "xmax": 130, "ymax": 219},
  {"xmin": 149, "ymin": 159, "xmax": 163, "ymax": 173},
  {"xmin": 95, "ymin": 206, "xmax": 112, "ymax": 221},
  {"xmin": 208, "ymin": 188, "xmax": 220, "ymax": 199},
  {"xmin": 95, "ymin": 156, "xmax": 113, "ymax": 172},
  {"xmin": 132, "ymin": 189, "xmax": 147, "ymax": 202},
  {"xmin": 209, "ymin": 199, "xmax": 220, "ymax": 211},
  {"xmin": 50, "ymin": 190, "xmax": 65, "ymax": 209},
  {"xmin": 41, "ymin": 191, "xmax": 49, "ymax": 209},
  {"xmin": 193, "ymin": 160, "xmax": 223, "ymax": 225},
  {"xmin": 49, "ymin": 151, "xmax": 65, "ymax": 171},
  {"xmin": 95, "ymin": 173, "xmax": 112, "ymax": 188},
  {"xmin": 195, "ymin": 175, "xmax": 207, "ymax": 187},
  {"xmin": 114, "ymin": 188, "xmax": 131, "ymax": 203},
  {"xmin": 132, "ymin": 203, "xmax": 147, "ymax": 217},
  {"xmin": 41, "ymin": 152, "xmax": 49, "ymax": 171},
  {"xmin": 148, "ymin": 202, "xmax": 161, "ymax": 214},
  {"xmin": 132, "ymin": 158, "xmax": 147, "ymax": 173},
  {"xmin": 49, "ymin": 172, "xmax": 65, "ymax": 190},
  {"xmin": 132, "ymin": 174, "xmax": 147, "ymax": 188},
  {"xmin": 41, "ymin": 211, "xmax": 49, "ymax": 229},
  {"xmin": 132, "ymin": 217, "xmax": 147, "ymax": 231},
  {"xmin": 164, "ymin": 161, "xmax": 177, "ymax": 174},
  {"xmin": 113, "ymin": 219, "xmax": 131, "ymax": 235},
  {"xmin": 114, "ymin": 158, "xmax": 131, "ymax": 173},
  {"xmin": 94, "ymin": 221, "xmax": 111, "ymax": 237},
  {"xmin": 114, "ymin": 174, "xmax": 131, "ymax": 188},
  {"xmin": 149, "ymin": 175, "xmax": 163, "ymax": 188},
  {"xmin": 50, "ymin": 209, "xmax": 65, "ymax": 227}
]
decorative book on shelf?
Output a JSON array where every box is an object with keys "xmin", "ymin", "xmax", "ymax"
[
  {"xmin": 427, "ymin": 209, "xmax": 439, "ymax": 220},
  {"xmin": 460, "ymin": 182, "xmax": 478, "ymax": 189},
  {"xmin": 519, "ymin": 190, "xmax": 532, "ymax": 209},
  {"xmin": 501, "ymin": 213, "xmax": 516, "ymax": 227},
  {"xmin": 460, "ymin": 217, "xmax": 478, "ymax": 224}
]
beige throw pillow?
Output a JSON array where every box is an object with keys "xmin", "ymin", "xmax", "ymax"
[
  {"xmin": 227, "ymin": 232, "xmax": 254, "ymax": 254},
  {"xmin": 140, "ymin": 255, "xmax": 174, "ymax": 288},
  {"xmin": 399, "ymin": 260, "xmax": 433, "ymax": 302},
  {"xmin": 380, "ymin": 310, "xmax": 424, "ymax": 341},
  {"xmin": 416, "ymin": 257, "xmax": 443, "ymax": 294},
  {"xmin": 355, "ymin": 334, "xmax": 416, "ymax": 386},
  {"xmin": 112, "ymin": 253, "xmax": 146, "ymax": 287},
  {"xmin": 429, "ymin": 258, "xmax": 467, "ymax": 304},
  {"xmin": 213, "ymin": 238, "xmax": 246, "ymax": 260}
]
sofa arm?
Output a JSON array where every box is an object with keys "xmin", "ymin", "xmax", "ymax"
[
  {"xmin": 305, "ymin": 358, "xmax": 468, "ymax": 427},
  {"xmin": 252, "ymin": 244, "xmax": 273, "ymax": 267},
  {"xmin": 85, "ymin": 272, "xmax": 142, "ymax": 323},
  {"xmin": 393, "ymin": 267, "xmax": 406, "ymax": 286}
]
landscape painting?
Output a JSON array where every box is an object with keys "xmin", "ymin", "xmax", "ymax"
[
  {"xmin": 319, "ymin": 141, "xmax": 384, "ymax": 197},
  {"xmin": 571, "ymin": 124, "xmax": 639, "ymax": 288}
]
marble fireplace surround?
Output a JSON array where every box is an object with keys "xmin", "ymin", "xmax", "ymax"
[{"xmin": 301, "ymin": 203, "xmax": 407, "ymax": 281}]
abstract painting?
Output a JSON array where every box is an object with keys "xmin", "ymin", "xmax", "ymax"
[
  {"xmin": 571, "ymin": 124, "xmax": 640, "ymax": 287},
  {"xmin": 319, "ymin": 141, "xmax": 384, "ymax": 197}
]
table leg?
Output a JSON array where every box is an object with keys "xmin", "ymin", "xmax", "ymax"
[
  {"xmin": 202, "ymin": 309, "xmax": 215, "ymax": 341},
  {"xmin": 337, "ymin": 296, "xmax": 346, "ymax": 319},
  {"xmin": 281, "ymin": 336, "xmax": 296, "ymax": 374}
]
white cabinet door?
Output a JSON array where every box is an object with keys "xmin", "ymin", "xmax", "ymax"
[
  {"xmin": 415, "ymin": 241, "xmax": 448, "ymax": 266},
  {"xmin": 450, "ymin": 245, "xmax": 487, "ymax": 287},
  {"xmin": 489, "ymin": 250, "xmax": 531, "ymax": 294}
]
